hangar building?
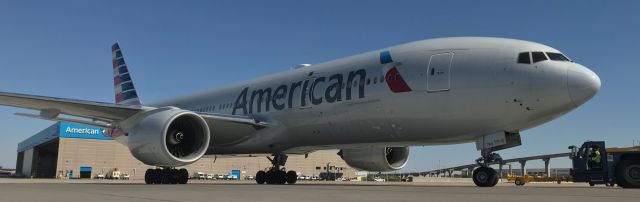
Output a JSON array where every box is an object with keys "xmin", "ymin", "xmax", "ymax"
[{"xmin": 16, "ymin": 122, "xmax": 358, "ymax": 180}]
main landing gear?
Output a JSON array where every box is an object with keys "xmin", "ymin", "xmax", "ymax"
[
  {"xmin": 255, "ymin": 153, "xmax": 298, "ymax": 185},
  {"xmin": 473, "ymin": 150, "xmax": 502, "ymax": 187},
  {"xmin": 145, "ymin": 168, "xmax": 189, "ymax": 184}
]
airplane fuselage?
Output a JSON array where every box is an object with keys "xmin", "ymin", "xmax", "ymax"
[{"xmin": 151, "ymin": 37, "xmax": 600, "ymax": 155}]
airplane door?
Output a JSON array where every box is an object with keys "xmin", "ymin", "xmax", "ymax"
[{"xmin": 427, "ymin": 52, "xmax": 454, "ymax": 92}]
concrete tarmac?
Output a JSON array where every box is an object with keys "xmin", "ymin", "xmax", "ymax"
[{"xmin": 0, "ymin": 179, "xmax": 638, "ymax": 202}]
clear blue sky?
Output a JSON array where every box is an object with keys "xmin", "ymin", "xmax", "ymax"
[{"xmin": 0, "ymin": 1, "xmax": 638, "ymax": 172}]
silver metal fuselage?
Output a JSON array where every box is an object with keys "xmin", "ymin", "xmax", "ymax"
[{"xmin": 152, "ymin": 37, "xmax": 601, "ymax": 155}]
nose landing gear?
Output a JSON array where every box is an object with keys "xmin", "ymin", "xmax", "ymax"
[
  {"xmin": 473, "ymin": 149, "xmax": 502, "ymax": 187},
  {"xmin": 472, "ymin": 132, "xmax": 521, "ymax": 187},
  {"xmin": 255, "ymin": 153, "xmax": 298, "ymax": 185},
  {"xmin": 473, "ymin": 166, "xmax": 499, "ymax": 187}
]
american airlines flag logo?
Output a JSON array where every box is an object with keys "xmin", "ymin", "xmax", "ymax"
[
  {"xmin": 380, "ymin": 51, "xmax": 412, "ymax": 93},
  {"xmin": 112, "ymin": 43, "xmax": 140, "ymax": 105}
]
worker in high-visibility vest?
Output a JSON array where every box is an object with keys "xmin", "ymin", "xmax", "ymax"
[{"xmin": 588, "ymin": 147, "xmax": 602, "ymax": 169}]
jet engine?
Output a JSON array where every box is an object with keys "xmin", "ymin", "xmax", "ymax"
[
  {"xmin": 126, "ymin": 107, "xmax": 210, "ymax": 167},
  {"xmin": 338, "ymin": 147, "xmax": 409, "ymax": 172}
]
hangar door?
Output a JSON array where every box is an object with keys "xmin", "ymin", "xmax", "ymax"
[{"xmin": 427, "ymin": 52, "xmax": 454, "ymax": 92}]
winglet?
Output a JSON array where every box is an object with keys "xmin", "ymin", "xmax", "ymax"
[{"xmin": 112, "ymin": 43, "xmax": 142, "ymax": 106}]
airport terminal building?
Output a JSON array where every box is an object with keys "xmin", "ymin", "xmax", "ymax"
[{"xmin": 16, "ymin": 122, "xmax": 358, "ymax": 180}]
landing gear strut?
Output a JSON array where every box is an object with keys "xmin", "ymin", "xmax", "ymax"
[
  {"xmin": 145, "ymin": 168, "xmax": 189, "ymax": 184},
  {"xmin": 473, "ymin": 149, "xmax": 502, "ymax": 187},
  {"xmin": 255, "ymin": 153, "xmax": 298, "ymax": 185}
]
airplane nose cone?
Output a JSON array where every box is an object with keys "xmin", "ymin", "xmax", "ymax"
[{"xmin": 567, "ymin": 64, "xmax": 601, "ymax": 106}]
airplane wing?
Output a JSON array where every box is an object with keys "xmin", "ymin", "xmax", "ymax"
[
  {"xmin": 0, "ymin": 43, "xmax": 267, "ymax": 137},
  {"xmin": 0, "ymin": 91, "xmax": 267, "ymax": 129},
  {"xmin": 0, "ymin": 91, "xmax": 140, "ymax": 121}
]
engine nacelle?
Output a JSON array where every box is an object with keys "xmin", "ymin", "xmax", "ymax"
[
  {"xmin": 126, "ymin": 107, "xmax": 210, "ymax": 167},
  {"xmin": 339, "ymin": 147, "xmax": 409, "ymax": 172}
]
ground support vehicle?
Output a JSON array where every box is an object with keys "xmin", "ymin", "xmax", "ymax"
[{"xmin": 569, "ymin": 141, "xmax": 640, "ymax": 188}]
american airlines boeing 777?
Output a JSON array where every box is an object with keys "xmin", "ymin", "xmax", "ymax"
[{"xmin": 0, "ymin": 37, "xmax": 600, "ymax": 187}]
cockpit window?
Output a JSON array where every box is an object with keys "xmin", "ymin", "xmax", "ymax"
[
  {"xmin": 531, "ymin": 52, "xmax": 548, "ymax": 63},
  {"xmin": 517, "ymin": 52, "xmax": 531, "ymax": 64},
  {"xmin": 546, "ymin": 52, "xmax": 571, "ymax": 61}
]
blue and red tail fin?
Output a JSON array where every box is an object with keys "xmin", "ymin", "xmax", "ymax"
[{"xmin": 112, "ymin": 43, "xmax": 141, "ymax": 106}]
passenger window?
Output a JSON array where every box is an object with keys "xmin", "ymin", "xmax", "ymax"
[
  {"xmin": 517, "ymin": 52, "xmax": 531, "ymax": 64},
  {"xmin": 531, "ymin": 52, "xmax": 548, "ymax": 63}
]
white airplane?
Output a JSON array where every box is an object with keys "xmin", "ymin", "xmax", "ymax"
[{"xmin": 0, "ymin": 37, "xmax": 600, "ymax": 187}]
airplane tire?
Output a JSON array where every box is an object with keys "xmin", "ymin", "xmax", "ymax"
[
  {"xmin": 265, "ymin": 170, "xmax": 276, "ymax": 184},
  {"xmin": 491, "ymin": 174, "xmax": 499, "ymax": 186},
  {"xmin": 144, "ymin": 169, "xmax": 153, "ymax": 184},
  {"xmin": 161, "ymin": 169, "xmax": 172, "ymax": 184},
  {"xmin": 473, "ymin": 167, "xmax": 497, "ymax": 187},
  {"xmin": 256, "ymin": 171, "xmax": 266, "ymax": 184},
  {"xmin": 178, "ymin": 168, "xmax": 189, "ymax": 184},
  {"xmin": 286, "ymin": 171, "xmax": 297, "ymax": 184},
  {"xmin": 154, "ymin": 169, "xmax": 163, "ymax": 184},
  {"xmin": 170, "ymin": 169, "xmax": 179, "ymax": 184},
  {"xmin": 616, "ymin": 158, "xmax": 640, "ymax": 188},
  {"xmin": 276, "ymin": 170, "xmax": 287, "ymax": 184}
]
